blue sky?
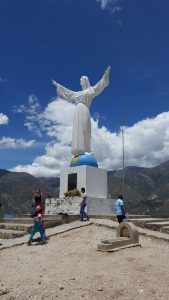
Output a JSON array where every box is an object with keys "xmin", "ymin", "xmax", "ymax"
[{"xmin": 0, "ymin": 0, "xmax": 169, "ymax": 176}]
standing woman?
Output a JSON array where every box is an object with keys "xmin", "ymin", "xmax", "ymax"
[
  {"xmin": 36, "ymin": 189, "xmax": 47, "ymax": 240},
  {"xmin": 28, "ymin": 189, "xmax": 47, "ymax": 245}
]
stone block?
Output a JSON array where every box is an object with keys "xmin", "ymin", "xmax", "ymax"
[
  {"xmin": 107, "ymin": 243, "xmax": 141, "ymax": 252},
  {"xmin": 97, "ymin": 237, "xmax": 132, "ymax": 251}
]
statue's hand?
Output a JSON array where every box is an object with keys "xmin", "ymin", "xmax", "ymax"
[
  {"xmin": 105, "ymin": 66, "xmax": 111, "ymax": 75},
  {"xmin": 104, "ymin": 66, "xmax": 111, "ymax": 82},
  {"xmin": 52, "ymin": 80, "xmax": 57, "ymax": 86}
]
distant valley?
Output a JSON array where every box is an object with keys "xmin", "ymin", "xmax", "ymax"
[{"xmin": 0, "ymin": 160, "xmax": 169, "ymax": 217}]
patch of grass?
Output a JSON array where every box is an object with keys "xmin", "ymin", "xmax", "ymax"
[{"xmin": 0, "ymin": 288, "xmax": 10, "ymax": 296}]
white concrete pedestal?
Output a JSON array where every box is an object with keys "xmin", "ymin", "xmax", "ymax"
[
  {"xmin": 45, "ymin": 166, "xmax": 114, "ymax": 216},
  {"xmin": 59, "ymin": 165, "xmax": 107, "ymax": 199}
]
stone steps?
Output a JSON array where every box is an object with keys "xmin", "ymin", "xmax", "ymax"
[
  {"xmin": 127, "ymin": 215, "xmax": 151, "ymax": 219},
  {"xmin": 128, "ymin": 218, "xmax": 169, "ymax": 229},
  {"xmin": 16, "ymin": 214, "xmax": 63, "ymax": 220},
  {"xmin": 128, "ymin": 218, "xmax": 169, "ymax": 223},
  {"xmin": 0, "ymin": 223, "xmax": 32, "ymax": 232},
  {"xmin": 0, "ymin": 218, "xmax": 34, "ymax": 224},
  {"xmin": 0, "ymin": 218, "xmax": 65, "ymax": 225},
  {"xmin": 45, "ymin": 220, "xmax": 65, "ymax": 228},
  {"xmin": 161, "ymin": 226, "xmax": 169, "ymax": 234},
  {"xmin": 0, "ymin": 215, "xmax": 66, "ymax": 239},
  {"xmin": 144, "ymin": 222, "xmax": 169, "ymax": 231},
  {"xmin": 92, "ymin": 215, "xmax": 151, "ymax": 221},
  {"xmin": 0, "ymin": 229, "xmax": 26, "ymax": 239},
  {"xmin": 127, "ymin": 218, "xmax": 169, "ymax": 233}
]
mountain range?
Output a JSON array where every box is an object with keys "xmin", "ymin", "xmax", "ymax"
[
  {"xmin": 108, "ymin": 160, "xmax": 169, "ymax": 217},
  {"xmin": 0, "ymin": 170, "xmax": 59, "ymax": 216},
  {"xmin": 0, "ymin": 160, "xmax": 169, "ymax": 217}
]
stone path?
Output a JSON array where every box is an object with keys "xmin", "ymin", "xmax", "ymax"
[
  {"xmin": 1, "ymin": 218, "xmax": 169, "ymax": 250},
  {"xmin": 0, "ymin": 221, "xmax": 93, "ymax": 250}
]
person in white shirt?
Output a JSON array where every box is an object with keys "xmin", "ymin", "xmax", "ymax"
[{"xmin": 79, "ymin": 187, "xmax": 89, "ymax": 221}]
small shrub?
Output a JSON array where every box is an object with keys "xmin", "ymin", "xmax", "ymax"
[
  {"xmin": 0, "ymin": 289, "xmax": 10, "ymax": 296},
  {"xmin": 64, "ymin": 189, "xmax": 81, "ymax": 197}
]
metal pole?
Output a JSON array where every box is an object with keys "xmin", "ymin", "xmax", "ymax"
[{"xmin": 121, "ymin": 101, "xmax": 125, "ymax": 200}]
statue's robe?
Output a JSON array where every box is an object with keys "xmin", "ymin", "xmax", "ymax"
[{"xmin": 56, "ymin": 72, "xmax": 109, "ymax": 156}]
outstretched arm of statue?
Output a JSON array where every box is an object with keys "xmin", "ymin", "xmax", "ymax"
[
  {"xmin": 51, "ymin": 79, "xmax": 78, "ymax": 102},
  {"xmin": 93, "ymin": 66, "xmax": 111, "ymax": 97},
  {"xmin": 52, "ymin": 80, "xmax": 57, "ymax": 87},
  {"xmin": 104, "ymin": 66, "xmax": 111, "ymax": 82}
]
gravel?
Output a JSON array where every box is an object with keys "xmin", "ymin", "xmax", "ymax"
[{"xmin": 0, "ymin": 224, "xmax": 169, "ymax": 299}]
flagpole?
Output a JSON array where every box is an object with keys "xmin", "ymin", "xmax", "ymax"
[{"xmin": 121, "ymin": 100, "xmax": 125, "ymax": 200}]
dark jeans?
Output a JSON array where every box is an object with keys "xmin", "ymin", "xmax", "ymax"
[
  {"xmin": 80, "ymin": 203, "xmax": 89, "ymax": 221},
  {"xmin": 117, "ymin": 215, "xmax": 125, "ymax": 224}
]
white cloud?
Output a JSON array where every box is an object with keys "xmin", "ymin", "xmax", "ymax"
[
  {"xmin": 0, "ymin": 113, "xmax": 9, "ymax": 125},
  {"xmin": 0, "ymin": 137, "xmax": 36, "ymax": 149},
  {"xmin": 96, "ymin": 0, "xmax": 109, "ymax": 9},
  {"xmin": 13, "ymin": 94, "xmax": 42, "ymax": 136},
  {"xmin": 96, "ymin": 0, "xmax": 122, "ymax": 13},
  {"xmin": 92, "ymin": 112, "xmax": 169, "ymax": 170},
  {"xmin": 0, "ymin": 78, "xmax": 7, "ymax": 83},
  {"xmin": 12, "ymin": 142, "xmax": 72, "ymax": 177},
  {"xmin": 11, "ymin": 96, "xmax": 169, "ymax": 177},
  {"xmin": 111, "ymin": 6, "xmax": 122, "ymax": 14}
]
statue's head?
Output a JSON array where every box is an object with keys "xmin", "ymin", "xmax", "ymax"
[{"xmin": 80, "ymin": 76, "xmax": 90, "ymax": 90}]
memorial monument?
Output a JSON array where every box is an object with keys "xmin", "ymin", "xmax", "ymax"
[
  {"xmin": 52, "ymin": 66, "xmax": 110, "ymax": 159},
  {"xmin": 46, "ymin": 67, "xmax": 112, "ymax": 215}
]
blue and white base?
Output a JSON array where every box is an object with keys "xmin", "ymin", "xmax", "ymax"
[{"xmin": 70, "ymin": 153, "xmax": 98, "ymax": 168}]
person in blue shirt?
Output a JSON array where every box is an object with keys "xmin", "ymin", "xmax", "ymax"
[{"xmin": 115, "ymin": 195, "xmax": 126, "ymax": 223}]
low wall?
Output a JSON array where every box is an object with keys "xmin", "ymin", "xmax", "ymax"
[
  {"xmin": 87, "ymin": 197, "xmax": 114, "ymax": 215},
  {"xmin": 45, "ymin": 197, "xmax": 81, "ymax": 215},
  {"xmin": 45, "ymin": 197, "xmax": 115, "ymax": 216}
]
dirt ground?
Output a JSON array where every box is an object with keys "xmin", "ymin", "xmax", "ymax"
[{"xmin": 0, "ymin": 224, "xmax": 169, "ymax": 300}]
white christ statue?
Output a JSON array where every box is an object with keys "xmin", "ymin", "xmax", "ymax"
[{"xmin": 52, "ymin": 66, "xmax": 111, "ymax": 157}]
